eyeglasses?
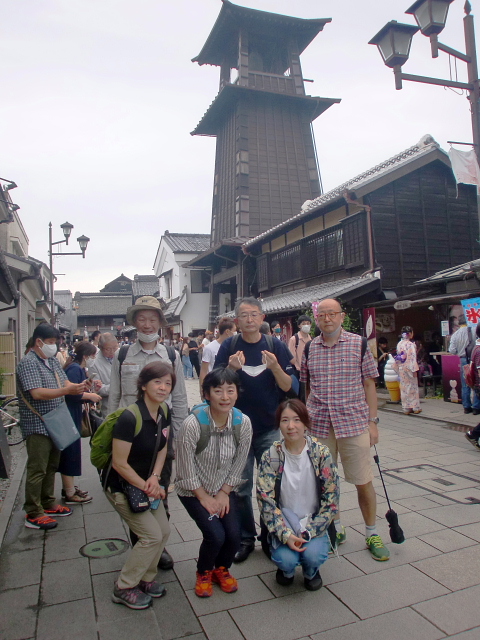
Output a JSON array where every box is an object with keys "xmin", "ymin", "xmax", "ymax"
[
  {"xmin": 317, "ymin": 311, "xmax": 343, "ymax": 320},
  {"xmin": 238, "ymin": 312, "xmax": 262, "ymax": 319}
]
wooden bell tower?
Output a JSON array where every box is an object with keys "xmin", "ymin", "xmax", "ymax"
[{"xmin": 192, "ymin": 0, "xmax": 340, "ymax": 245}]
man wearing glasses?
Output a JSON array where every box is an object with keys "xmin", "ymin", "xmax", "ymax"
[
  {"xmin": 215, "ymin": 297, "xmax": 294, "ymax": 562},
  {"xmin": 301, "ymin": 298, "xmax": 389, "ymax": 561}
]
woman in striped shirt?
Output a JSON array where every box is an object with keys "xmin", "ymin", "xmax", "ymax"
[{"xmin": 175, "ymin": 368, "xmax": 252, "ymax": 598}]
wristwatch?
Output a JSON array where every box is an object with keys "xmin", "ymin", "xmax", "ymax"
[{"xmin": 369, "ymin": 417, "xmax": 379, "ymax": 424}]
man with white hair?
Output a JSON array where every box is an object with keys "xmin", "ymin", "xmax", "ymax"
[{"xmin": 88, "ymin": 332, "xmax": 118, "ymax": 418}]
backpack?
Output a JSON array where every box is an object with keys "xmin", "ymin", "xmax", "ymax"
[
  {"xmin": 464, "ymin": 345, "xmax": 480, "ymax": 389},
  {"xmin": 227, "ymin": 333, "xmax": 297, "ymax": 399},
  {"xmin": 466, "ymin": 327, "xmax": 476, "ymax": 360},
  {"xmin": 117, "ymin": 343, "xmax": 177, "ymax": 378},
  {"xmin": 189, "ymin": 402, "xmax": 243, "ymax": 455},
  {"xmin": 90, "ymin": 401, "xmax": 168, "ymax": 469}
]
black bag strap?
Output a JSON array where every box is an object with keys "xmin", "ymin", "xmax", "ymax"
[
  {"xmin": 165, "ymin": 345, "xmax": 177, "ymax": 368},
  {"xmin": 295, "ymin": 333, "xmax": 299, "ymax": 349},
  {"xmin": 229, "ymin": 332, "xmax": 240, "ymax": 355},
  {"xmin": 148, "ymin": 411, "xmax": 167, "ymax": 479},
  {"xmin": 118, "ymin": 345, "xmax": 130, "ymax": 382}
]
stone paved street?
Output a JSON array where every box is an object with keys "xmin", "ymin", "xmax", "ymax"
[{"xmin": 1, "ymin": 379, "xmax": 480, "ymax": 639}]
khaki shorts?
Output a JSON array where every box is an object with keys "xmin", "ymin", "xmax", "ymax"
[{"xmin": 320, "ymin": 427, "xmax": 374, "ymax": 486}]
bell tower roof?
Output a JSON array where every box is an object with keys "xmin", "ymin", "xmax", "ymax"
[{"xmin": 192, "ymin": 0, "xmax": 331, "ymax": 69}]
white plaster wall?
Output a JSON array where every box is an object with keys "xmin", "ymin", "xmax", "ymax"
[{"xmin": 181, "ymin": 292, "xmax": 210, "ymax": 335}]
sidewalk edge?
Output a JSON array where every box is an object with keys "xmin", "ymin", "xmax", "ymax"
[
  {"xmin": 380, "ymin": 405, "xmax": 470, "ymax": 429},
  {"xmin": 0, "ymin": 444, "xmax": 27, "ymax": 549}
]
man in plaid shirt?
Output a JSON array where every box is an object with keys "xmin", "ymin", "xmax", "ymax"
[
  {"xmin": 16, "ymin": 323, "xmax": 87, "ymax": 530},
  {"xmin": 301, "ymin": 298, "xmax": 389, "ymax": 561}
]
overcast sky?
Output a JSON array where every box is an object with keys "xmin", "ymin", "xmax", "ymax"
[{"xmin": 1, "ymin": 0, "xmax": 477, "ymax": 294}]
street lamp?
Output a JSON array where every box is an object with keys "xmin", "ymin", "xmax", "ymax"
[
  {"xmin": 49, "ymin": 221, "xmax": 90, "ymax": 326},
  {"xmin": 369, "ymin": 1, "xmax": 480, "ymax": 163}
]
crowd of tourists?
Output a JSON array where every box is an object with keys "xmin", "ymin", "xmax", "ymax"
[{"xmin": 16, "ymin": 294, "xmax": 394, "ymax": 611}]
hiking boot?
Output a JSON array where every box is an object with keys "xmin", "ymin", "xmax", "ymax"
[
  {"xmin": 212, "ymin": 567, "xmax": 238, "ymax": 593},
  {"xmin": 465, "ymin": 431, "xmax": 480, "ymax": 450},
  {"xmin": 195, "ymin": 571, "xmax": 213, "ymax": 598},
  {"xmin": 275, "ymin": 569, "xmax": 294, "ymax": 586},
  {"xmin": 63, "ymin": 490, "xmax": 92, "ymax": 505},
  {"xmin": 112, "ymin": 584, "xmax": 152, "ymax": 609},
  {"xmin": 138, "ymin": 580, "xmax": 166, "ymax": 598},
  {"xmin": 43, "ymin": 504, "xmax": 73, "ymax": 517},
  {"xmin": 366, "ymin": 535, "xmax": 390, "ymax": 561},
  {"xmin": 25, "ymin": 515, "xmax": 58, "ymax": 530},
  {"xmin": 336, "ymin": 526, "xmax": 347, "ymax": 545},
  {"xmin": 304, "ymin": 571, "xmax": 323, "ymax": 591}
]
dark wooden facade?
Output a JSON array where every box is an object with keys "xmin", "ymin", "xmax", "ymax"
[
  {"xmin": 192, "ymin": 1, "xmax": 339, "ymax": 244},
  {"xmin": 247, "ymin": 152, "xmax": 480, "ymax": 302},
  {"xmin": 368, "ymin": 162, "xmax": 479, "ymax": 294}
]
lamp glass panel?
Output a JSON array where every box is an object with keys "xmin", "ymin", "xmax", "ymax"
[
  {"xmin": 431, "ymin": 0, "xmax": 450, "ymax": 26},
  {"xmin": 377, "ymin": 31, "xmax": 394, "ymax": 63},
  {"xmin": 413, "ymin": 1, "xmax": 431, "ymax": 30},
  {"xmin": 393, "ymin": 30, "xmax": 413, "ymax": 57}
]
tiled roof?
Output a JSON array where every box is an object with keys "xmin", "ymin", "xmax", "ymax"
[
  {"xmin": 132, "ymin": 275, "xmax": 159, "ymax": 298},
  {"xmin": 223, "ymin": 275, "xmax": 380, "ymax": 317},
  {"xmin": 244, "ymin": 135, "xmax": 446, "ymax": 248},
  {"xmin": 164, "ymin": 289, "xmax": 187, "ymax": 321},
  {"xmin": 76, "ymin": 294, "xmax": 131, "ymax": 317},
  {"xmin": 163, "ymin": 233, "xmax": 211, "ymax": 254},
  {"xmin": 415, "ymin": 259, "xmax": 480, "ymax": 285}
]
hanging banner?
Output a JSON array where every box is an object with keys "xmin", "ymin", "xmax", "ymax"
[
  {"xmin": 461, "ymin": 298, "xmax": 480, "ymax": 328},
  {"xmin": 363, "ymin": 307, "xmax": 377, "ymax": 359}
]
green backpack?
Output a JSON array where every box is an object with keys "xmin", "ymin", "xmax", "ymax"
[
  {"xmin": 190, "ymin": 402, "xmax": 243, "ymax": 454},
  {"xmin": 90, "ymin": 402, "xmax": 168, "ymax": 469}
]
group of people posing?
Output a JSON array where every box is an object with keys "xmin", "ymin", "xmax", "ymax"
[{"xmin": 16, "ymin": 294, "xmax": 389, "ymax": 611}]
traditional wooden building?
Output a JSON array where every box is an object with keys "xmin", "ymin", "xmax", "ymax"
[
  {"xmin": 241, "ymin": 135, "xmax": 480, "ymax": 332},
  {"xmin": 189, "ymin": 1, "xmax": 340, "ymax": 325}
]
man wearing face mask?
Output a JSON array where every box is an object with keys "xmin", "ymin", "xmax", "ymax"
[
  {"xmin": 288, "ymin": 315, "xmax": 312, "ymax": 375},
  {"xmin": 16, "ymin": 323, "xmax": 87, "ymax": 530},
  {"xmin": 108, "ymin": 296, "xmax": 188, "ymax": 571},
  {"xmin": 88, "ymin": 332, "xmax": 118, "ymax": 418}
]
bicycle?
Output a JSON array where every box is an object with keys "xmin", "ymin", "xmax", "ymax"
[{"xmin": 0, "ymin": 395, "xmax": 24, "ymax": 446}]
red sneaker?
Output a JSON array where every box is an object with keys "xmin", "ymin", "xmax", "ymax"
[
  {"xmin": 212, "ymin": 567, "xmax": 238, "ymax": 593},
  {"xmin": 44, "ymin": 504, "xmax": 73, "ymax": 517},
  {"xmin": 195, "ymin": 571, "xmax": 213, "ymax": 598},
  {"xmin": 25, "ymin": 515, "xmax": 58, "ymax": 530}
]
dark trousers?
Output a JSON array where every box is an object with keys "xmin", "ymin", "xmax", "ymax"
[
  {"xmin": 471, "ymin": 392, "xmax": 480, "ymax": 439},
  {"xmin": 179, "ymin": 493, "xmax": 241, "ymax": 573},
  {"xmin": 24, "ymin": 434, "xmax": 60, "ymax": 518},
  {"xmin": 189, "ymin": 353, "xmax": 200, "ymax": 377}
]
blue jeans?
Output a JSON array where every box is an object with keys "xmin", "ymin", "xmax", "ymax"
[
  {"xmin": 271, "ymin": 533, "xmax": 330, "ymax": 579},
  {"xmin": 237, "ymin": 428, "xmax": 279, "ymax": 543},
  {"xmin": 182, "ymin": 355, "xmax": 194, "ymax": 378},
  {"xmin": 460, "ymin": 356, "xmax": 480, "ymax": 410}
]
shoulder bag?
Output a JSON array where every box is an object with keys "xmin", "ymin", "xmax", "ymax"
[
  {"xmin": 121, "ymin": 410, "xmax": 166, "ymax": 512},
  {"xmin": 20, "ymin": 372, "xmax": 80, "ymax": 451}
]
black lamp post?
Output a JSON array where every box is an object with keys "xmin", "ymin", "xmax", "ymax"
[
  {"xmin": 369, "ymin": 0, "xmax": 480, "ymax": 164},
  {"xmin": 48, "ymin": 221, "xmax": 90, "ymax": 325}
]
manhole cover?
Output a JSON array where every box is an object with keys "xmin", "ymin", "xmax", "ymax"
[{"xmin": 79, "ymin": 538, "xmax": 130, "ymax": 559}]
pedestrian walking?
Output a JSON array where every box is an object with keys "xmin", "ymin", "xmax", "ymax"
[
  {"xmin": 257, "ymin": 399, "xmax": 339, "ymax": 590},
  {"xmin": 88, "ymin": 332, "xmax": 118, "ymax": 418},
  {"xmin": 301, "ymin": 298, "xmax": 390, "ymax": 561},
  {"xmin": 199, "ymin": 318, "xmax": 236, "ymax": 389},
  {"xmin": 181, "ymin": 337, "xmax": 194, "ymax": 378},
  {"xmin": 175, "ymin": 368, "xmax": 252, "ymax": 597},
  {"xmin": 106, "ymin": 361, "xmax": 172, "ymax": 609},
  {"xmin": 395, "ymin": 327, "xmax": 421, "ymax": 415},
  {"xmin": 60, "ymin": 341, "xmax": 101, "ymax": 504},
  {"xmin": 449, "ymin": 314, "xmax": 480, "ymax": 414}
]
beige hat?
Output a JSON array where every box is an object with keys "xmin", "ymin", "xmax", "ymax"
[{"xmin": 126, "ymin": 296, "xmax": 166, "ymax": 326}]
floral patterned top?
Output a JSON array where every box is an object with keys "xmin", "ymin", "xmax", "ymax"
[
  {"xmin": 396, "ymin": 339, "xmax": 419, "ymax": 373},
  {"xmin": 256, "ymin": 435, "xmax": 339, "ymax": 545}
]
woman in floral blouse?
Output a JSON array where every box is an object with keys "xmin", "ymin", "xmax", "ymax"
[{"xmin": 257, "ymin": 399, "xmax": 339, "ymax": 591}]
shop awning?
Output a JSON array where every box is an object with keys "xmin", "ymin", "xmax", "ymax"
[{"xmin": 222, "ymin": 275, "xmax": 380, "ymax": 317}]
